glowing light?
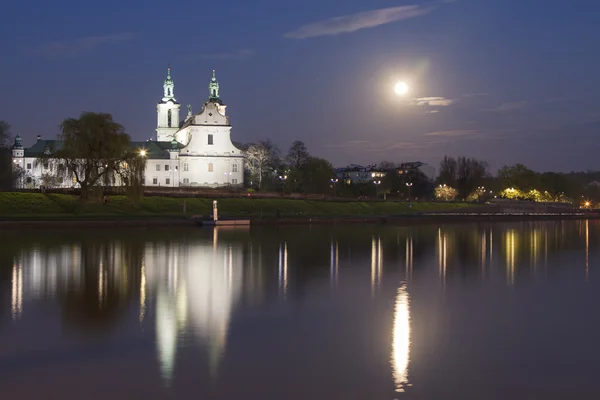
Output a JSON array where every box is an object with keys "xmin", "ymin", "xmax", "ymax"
[
  {"xmin": 391, "ymin": 285, "xmax": 411, "ymax": 392},
  {"xmin": 11, "ymin": 262, "xmax": 23, "ymax": 320},
  {"xmin": 394, "ymin": 81, "xmax": 409, "ymax": 96},
  {"xmin": 140, "ymin": 150, "xmax": 147, "ymax": 157}
]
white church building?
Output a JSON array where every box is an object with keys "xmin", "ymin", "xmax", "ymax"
[{"xmin": 12, "ymin": 69, "xmax": 244, "ymax": 188}]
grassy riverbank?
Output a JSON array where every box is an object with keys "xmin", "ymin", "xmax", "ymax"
[{"xmin": 0, "ymin": 192, "xmax": 471, "ymax": 220}]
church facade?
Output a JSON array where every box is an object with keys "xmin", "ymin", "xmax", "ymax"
[{"xmin": 12, "ymin": 69, "xmax": 244, "ymax": 188}]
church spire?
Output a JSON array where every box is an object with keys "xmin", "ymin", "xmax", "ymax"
[
  {"xmin": 162, "ymin": 67, "xmax": 175, "ymax": 102},
  {"xmin": 208, "ymin": 70, "xmax": 220, "ymax": 102}
]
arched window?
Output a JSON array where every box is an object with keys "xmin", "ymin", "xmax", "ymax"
[
  {"xmin": 208, "ymin": 163, "xmax": 213, "ymax": 172},
  {"xmin": 232, "ymin": 164, "xmax": 238, "ymax": 172},
  {"xmin": 167, "ymin": 109, "xmax": 172, "ymax": 127}
]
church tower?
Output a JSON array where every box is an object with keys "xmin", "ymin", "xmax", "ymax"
[{"xmin": 156, "ymin": 68, "xmax": 181, "ymax": 142}]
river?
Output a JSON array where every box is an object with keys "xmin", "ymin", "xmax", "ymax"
[{"xmin": 0, "ymin": 221, "xmax": 598, "ymax": 399}]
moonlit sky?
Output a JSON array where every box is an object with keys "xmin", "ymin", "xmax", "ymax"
[{"xmin": 1, "ymin": 0, "xmax": 599, "ymax": 172}]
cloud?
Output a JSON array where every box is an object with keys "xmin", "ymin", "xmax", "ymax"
[
  {"xmin": 463, "ymin": 92, "xmax": 488, "ymax": 98},
  {"xmin": 284, "ymin": 5, "xmax": 433, "ymax": 39},
  {"xmin": 415, "ymin": 97, "xmax": 454, "ymax": 107},
  {"xmin": 485, "ymin": 101, "xmax": 529, "ymax": 112},
  {"xmin": 33, "ymin": 32, "xmax": 136, "ymax": 57},
  {"xmin": 200, "ymin": 49, "xmax": 253, "ymax": 60},
  {"xmin": 424, "ymin": 129, "xmax": 476, "ymax": 137}
]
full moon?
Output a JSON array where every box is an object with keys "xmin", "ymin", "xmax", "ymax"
[{"xmin": 394, "ymin": 82, "xmax": 409, "ymax": 96}]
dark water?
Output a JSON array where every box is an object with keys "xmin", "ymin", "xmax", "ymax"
[{"xmin": 1, "ymin": 221, "xmax": 599, "ymax": 399}]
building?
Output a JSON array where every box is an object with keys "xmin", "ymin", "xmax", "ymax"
[
  {"xmin": 12, "ymin": 69, "xmax": 244, "ymax": 188},
  {"xmin": 335, "ymin": 165, "xmax": 386, "ymax": 185},
  {"xmin": 396, "ymin": 162, "xmax": 435, "ymax": 182}
]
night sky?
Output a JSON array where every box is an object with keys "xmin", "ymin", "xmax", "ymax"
[{"xmin": 1, "ymin": 0, "xmax": 599, "ymax": 172}]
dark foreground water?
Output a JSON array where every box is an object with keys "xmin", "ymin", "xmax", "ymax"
[{"xmin": 1, "ymin": 221, "xmax": 599, "ymax": 399}]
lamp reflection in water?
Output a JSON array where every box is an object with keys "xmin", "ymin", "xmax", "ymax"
[
  {"xmin": 330, "ymin": 241, "xmax": 339, "ymax": 287},
  {"xmin": 585, "ymin": 220, "xmax": 589, "ymax": 281},
  {"xmin": 505, "ymin": 230, "xmax": 517, "ymax": 285},
  {"xmin": 278, "ymin": 242, "xmax": 288, "ymax": 297},
  {"xmin": 391, "ymin": 284, "xmax": 411, "ymax": 392},
  {"xmin": 371, "ymin": 236, "xmax": 382, "ymax": 296},
  {"xmin": 11, "ymin": 261, "xmax": 23, "ymax": 320}
]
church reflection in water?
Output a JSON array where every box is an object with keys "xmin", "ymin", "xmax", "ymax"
[
  {"xmin": 3, "ymin": 220, "xmax": 596, "ymax": 393},
  {"xmin": 144, "ymin": 229, "xmax": 243, "ymax": 383}
]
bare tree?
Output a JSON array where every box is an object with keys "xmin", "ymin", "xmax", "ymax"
[
  {"xmin": 456, "ymin": 156, "xmax": 488, "ymax": 200},
  {"xmin": 244, "ymin": 143, "xmax": 271, "ymax": 189},
  {"xmin": 0, "ymin": 120, "xmax": 10, "ymax": 148},
  {"xmin": 438, "ymin": 156, "xmax": 458, "ymax": 186},
  {"xmin": 0, "ymin": 121, "xmax": 13, "ymax": 190},
  {"xmin": 286, "ymin": 141, "xmax": 310, "ymax": 169},
  {"xmin": 378, "ymin": 160, "xmax": 397, "ymax": 171}
]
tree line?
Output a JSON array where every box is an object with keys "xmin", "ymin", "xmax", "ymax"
[{"xmin": 2, "ymin": 113, "xmax": 600, "ymax": 206}]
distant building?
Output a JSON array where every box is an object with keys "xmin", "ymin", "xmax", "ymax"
[
  {"xmin": 12, "ymin": 69, "xmax": 244, "ymax": 189},
  {"xmin": 335, "ymin": 165, "xmax": 386, "ymax": 185},
  {"xmin": 396, "ymin": 162, "xmax": 435, "ymax": 182}
]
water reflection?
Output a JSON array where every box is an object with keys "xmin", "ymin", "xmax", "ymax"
[
  {"xmin": 11, "ymin": 261, "xmax": 22, "ymax": 320},
  {"xmin": 1, "ymin": 221, "xmax": 599, "ymax": 398},
  {"xmin": 146, "ymin": 236, "xmax": 243, "ymax": 383},
  {"xmin": 391, "ymin": 284, "xmax": 411, "ymax": 392}
]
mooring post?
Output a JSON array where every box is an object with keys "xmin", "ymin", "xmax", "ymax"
[{"xmin": 213, "ymin": 200, "xmax": 218, "ymax": 221}]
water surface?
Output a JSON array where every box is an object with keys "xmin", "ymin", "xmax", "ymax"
[{"xmin": 1, "ymin": 221, "xmax": 599, "ymax": 399}]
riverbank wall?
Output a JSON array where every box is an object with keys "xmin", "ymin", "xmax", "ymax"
[{"xmin": 0, "ymin": 212, "xmax": 597, "ymax": 229}]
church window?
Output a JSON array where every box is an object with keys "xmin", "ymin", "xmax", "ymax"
[
  {"xmin": 27, "ymin": 163, "xmax": 31, "ymax": 169},
  {"xmin": 183, "ymin": 178, "xmax": 189, "ymax": 184},
  {"xmin": 26, "ymin": 177, "xmax": 32, "ymax": 184},
  {"xmin": 165, "ymin": 165, "xmax": 170, "ymax": 171},
  {"xmin": 152, "ymin": 178, "xmax": 158, "ymax": 185},
  {"xmin": 208, "ymin": 163, "xmax": 213, "ymax": 172},
  {"xmin": 166, "ymin": 178, "xmax": 170, "ymax": 185},
  {"xmin": 58, "ymin": 177, "xmax": 63, "ymax": 184},
  {"xmin": 183, "ymin": 163, "xmax": 189, "ymax": 172},
  {"xmin": 156, "ymin": 164, "xmax": 160, "ymax": 171},
  {"xmin": 208, "ymin": 134, "xmax": 214, "ymax": 145},
  {"xmin": 168, "ymin": 109, "xmax": 172, "ymax": 127},
  {"xmin": 232, "ymin": 178, "xmax": 238, "ymax": 185},
  {"xmin": 232, "ymin": 164, "xmax": 238, "ymax": 172}
]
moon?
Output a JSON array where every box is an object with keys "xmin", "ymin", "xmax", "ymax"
[{"xmin": 394, "ymin": 82, "xmax": 409, "ymax": 96}]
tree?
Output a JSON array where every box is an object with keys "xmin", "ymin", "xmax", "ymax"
[
  {"xmin": 297, "ymin": 157, "xmax": 334, "ymax": 194},
  {"xmin": 0, "ymin": 121, "xmax": 10, "ymax": 148},
  {"xmin": 378, "ymin": 161, "xmax": 397, "ymax": 171},
  {"xmin": 38, "ymin": 112, "xmax": 135, "ymax": 200},
  {"xmin": 0, "ymin": 121, "xmax": 13, "ymax": 190},
  {"xmin": 244, "ymin": 140, "xmax": 280, "ymax": 189},
  {"xmin": 497, "ymin": 164, "xmax": 539, "ymax": 192},
  {"xmin": 437, "ymin": 156, "xmax": 487, "ymax": 200},
  {"xmin": 539, "ymin": 172, "xmax": 573, "ymax": 202},
  {"xmin": 286, "ymin": 141, "xmax": 310, "ymax": 169},
  {"xmin": 438, "ymin": 156, "xmax": 458, "ymax": 187},
  {"xmin": 456, "ymin": 156, "xmax": 488, "ymax": 200}
]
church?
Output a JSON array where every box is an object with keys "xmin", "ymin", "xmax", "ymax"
[{"xmin": 12, "ymin": 69, "xmax": 244, "ymax": 188}]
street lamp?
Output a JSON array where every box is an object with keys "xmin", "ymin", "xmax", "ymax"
[
  {"xmin": 279, "ymin": 175, "xmax": 287, "ymax": 195},
  {"xmin": 330, "ymin": 178, "xmax": 338, "ymax": 197},
  {"xmin": 406, "ymin": 182, "xmax": 413, "ymax": 200}
]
